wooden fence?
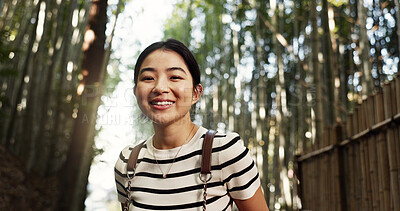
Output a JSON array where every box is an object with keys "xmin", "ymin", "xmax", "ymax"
[{"xmin": 295, "ymin": 78, "xmax": 400, "ymax": 211}]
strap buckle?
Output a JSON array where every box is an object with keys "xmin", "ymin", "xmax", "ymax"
[
  {"xmin": 126, "ymin": 169, "xmax": 135, "ymax": 180},
  {"xmin": 199, "ymin": 173, "xmax": 213, "ymax": 183}
]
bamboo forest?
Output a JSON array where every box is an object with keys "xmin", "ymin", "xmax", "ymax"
[{"xmin": 1, "ymin": 0, "xmax": 400, "ymax": 210}]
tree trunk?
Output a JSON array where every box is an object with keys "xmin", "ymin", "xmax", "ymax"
[
  {"xmin": 310, "ymin": 0, "xmax": 323, "ymax": 144},
  {"xmin": 358, "ymin": 0, "xmax": 373, "ymax": 96},
  {"xmin": 395, "ymin": 0, "xmax": 400, "ymax": 74},
  {"xmin": 45, "ymin": 0, "xmax": 77, "ymax": 176},
  {"xmin": 321, "ymin": 0, "xmax": 336, "ymax": 126},
  {"xmin": 5, "ymin": 0, "xmax": 42, "ymax": 148},
  {"xmin": 58, "ymin": 0, "xmax": 107, "ymax": 210},
  {"xmin": 254, "ymin": 0, "xmax": 270, "ymax": 203},
  {"xmin": 294, "ymin": 0, "xmax": 308, "ymax": 153},
  {"xmin": 23, "ymin": 0, "xmax": 62, "ymax": 174},
  {"xmin": 1, "ymin": 1, "xmax": 34, "ymax": 145}
]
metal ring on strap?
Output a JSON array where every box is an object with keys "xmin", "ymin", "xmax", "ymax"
[
  {"xmin": 126, "ymin": 169, "xmax": 135, "ymax": 180},
  {"xmin": 199, "ymin": 173, "xmax": 213, "ymax": 183}
]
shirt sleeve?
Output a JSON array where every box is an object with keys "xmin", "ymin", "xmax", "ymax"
[
  {"xmin": 114, "ymin": 145, "xmax": 132, "ymax": 203},
  {"xmin": 219, "ymin": 132, "xmax": 261, "ymax": 200}
]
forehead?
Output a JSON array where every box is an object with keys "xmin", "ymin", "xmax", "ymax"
[{"xmin": 140, "ymin": 49, "xmax": 188, "ymax": 71}]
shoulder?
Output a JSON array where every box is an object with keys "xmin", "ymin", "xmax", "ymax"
[
  {"xmin": 114, "ymin": 141, "xmax": 147, "ymax": 174},
  {"xmin": 212, "ymin": 130, "xmax": 244, "ymax": 153}
]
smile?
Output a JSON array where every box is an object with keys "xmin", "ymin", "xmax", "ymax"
[{"xmin": 150, "ymin": 101, "xmax": 174, "ymax": 105}]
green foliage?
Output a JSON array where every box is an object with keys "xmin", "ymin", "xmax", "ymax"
[
  {"xmin": 0, "ymin": 67, "xmax": 18, "ymax": 77},
  {"xmin": 163, "ymin": 0, "xmax": 190, "ymax": 44},
  {"xmin": 0, "ymin": 30, "xmax": 16, "ymax": 119},
  {"xmin": 328, "ymin": 0, "xmax": 347, "ymax": 7},
  {"xmin": 103, "ymin": 56, "xmax": 122, "ymax": 97},
  {"xmin": 0, "ymin": 30, "xmax": 15, "ymax": 73}
]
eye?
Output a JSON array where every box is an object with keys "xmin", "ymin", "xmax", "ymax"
[
  {"xmin": 141, "ymin": 76, "xmax": 154, "ymax": 81},
  {"xmin": 170, "ymin": 76, "xmax": 183, "ymax": 80}
]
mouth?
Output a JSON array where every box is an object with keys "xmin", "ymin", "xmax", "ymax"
[
  {"xmin": 149, "ymin": 99, "xmax": 175, "ymax": 108},
  {"xmin": 150, "ymin": 101, "xmax": 174, "ymax": 105}
]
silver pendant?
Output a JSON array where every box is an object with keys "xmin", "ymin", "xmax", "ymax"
[{"xmin": 163, "ymin": 174, "xmax": 167, "ymax": 179}]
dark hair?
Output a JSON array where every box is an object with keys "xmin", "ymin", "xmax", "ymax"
[{"xmin": 134, "ymin": 39, "xmax": 200, "ymax": 87}]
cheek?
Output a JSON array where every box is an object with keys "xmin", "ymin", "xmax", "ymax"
[
  {"xmin": 134, "ymin": 87, "xmax": 150, "ymax": 102},
  {"xmin": 177, "ymin": 86, "xmax": 194, "ymax": 102}
]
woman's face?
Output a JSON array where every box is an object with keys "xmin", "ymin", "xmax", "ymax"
[{"xmin": 134, "ymin": 49, "xmax": 202, "ymax": 125}]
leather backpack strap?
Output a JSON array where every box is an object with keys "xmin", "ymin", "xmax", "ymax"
[
  {"xmin": 200, "ymin": 130, "xmax": 217, "ymax": 211},
  {"xmin": 201, "ymin": 130, "xmax": 217, "ymax": 174},
  {"xmin": 127, "ymin": 141, "xmax": 145, "ymax": 172},
  {"xmin": 124, "ymin": 141, "xmax": 145, "ymax": 211}
]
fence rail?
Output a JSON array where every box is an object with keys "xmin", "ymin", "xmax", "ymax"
[{"xmin": 295, "ymin": 78, "xmax": 400, "ymax": 211}]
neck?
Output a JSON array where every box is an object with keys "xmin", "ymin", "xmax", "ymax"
[{"xmin": 152, "ymin": 121, "xmax": 198, "ymax": 149}]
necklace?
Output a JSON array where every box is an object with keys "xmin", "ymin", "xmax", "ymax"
[{"xmin": 152, "ymin": 124, "xmax": 196, "ymax": 179}]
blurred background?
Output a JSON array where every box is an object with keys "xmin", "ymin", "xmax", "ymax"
[{"xmin": 1, "ymin": 0, "xmax": 399, "ymax": 210}]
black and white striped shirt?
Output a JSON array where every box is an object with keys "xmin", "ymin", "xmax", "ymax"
[{"xmin": 114, "ymin": 126, "xmax": 261, "ymax": 210}]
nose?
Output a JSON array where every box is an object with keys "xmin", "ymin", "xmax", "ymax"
[{"xmin": 152, "ymin": 77, "xmax": 169, "ymax": 94}]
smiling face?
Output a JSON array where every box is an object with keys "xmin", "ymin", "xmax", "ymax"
[{"xmin": 134, "ymin": 49, "xmax": 202, "ymax": 126}]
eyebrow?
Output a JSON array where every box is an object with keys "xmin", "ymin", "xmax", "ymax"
[{"xmin": 139, "ymin": 67, "xmax": 187, "ymax": 75}]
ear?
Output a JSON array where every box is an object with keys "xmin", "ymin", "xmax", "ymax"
[
  {"xmin": 192, "ymin": 84, "xmax": 203, "ymax": 105},
  {"xmin": 133, "ymin": 86, "xmax": 137, "ymax": 97}
]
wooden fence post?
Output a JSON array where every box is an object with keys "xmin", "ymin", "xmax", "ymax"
[
  {"xmin": 395, "ymin": 78, "xmax": 400, "ymax": 202},
  {"xmin": 366, "ymin": 95, "xmax": 380, "ymax": 210},
  {"xmin": 374, "ymin": 90, "xmax": 391, "ymax": 211},
  {"xmin": 383, "ymin": 82, "xmax": 400, "ymax": 211}
]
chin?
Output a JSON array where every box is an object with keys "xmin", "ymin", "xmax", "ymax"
[{"xmin": 148, "ymin": 113, "xmax": 191, "ymax": 126}]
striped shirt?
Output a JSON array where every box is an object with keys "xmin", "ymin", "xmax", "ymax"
[{"xmin": 114, "ymin": 126, "xmax": 261, "ymax": 210}]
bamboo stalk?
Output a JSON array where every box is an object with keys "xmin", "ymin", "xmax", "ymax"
[
  {"xmin": 356, "ymin": 101, "xmax": 368, "ymax": 211},
  {"xmin": 396, "ymin": 77, "xmax": 400, "ymax": 113},
  {"xmin": 332, "ymin": 125, "xmax": 343, "ymax": 211},
  {"xmin": 329, "ymin": 129, "xmax": 334, "ymax": 210},
  {"xmin": 321, "ymin": 129, "xmax": 329, "ymax": 210},
  {"xmin": 375, "ymin": 91, "xmax": 391, "ymax": 211},
  {"xmin": 391, "ymin": 80, "xmax": 397, "ymax": 115},
  {"xmin": 354, "ymin": 140, "xmax": 362, "ymax": 210},
  {"xmin": 301, "ymin": 161, "xmax": 306, "ymax": 209},
  {"xmin": 367, "ymin": 137, "xmax": 379, "ymax": 209},
  {"xmin": 347, "ymin": 114, "xmax": 353, "ymax": 137},
  {"xmin": 322, "ymin": 153, "xmax": 328, "ymax": 210},
  {"xmin": 341, "ymin": 146, "xmax": 349, "ymax": 209},
  {"xmin": 359, "ymin": 137, "xmax": 368, "ymax": 210},
  {"xmin": 354, "ymin": 106, "xmax": 360, "ymax": 134},
  {"xmin": 348, "ymin": 142, "xmax": 356, "ymax": 211},
  {"xmin": 306, "ymin": 159, "xmax": 311, "ymax": 209},
  {"xmin": 362, "ymin": 101, "xmax": 373, "ymax": 211},
  {"xmin": 306, "ymin": 160, "xmax": 311, "ymax": 209},
  {"xmin": 383, "ymin": 82, "xmax": 400, "ymax": 211},
  {"xmin": 364, "ymin": 139, "xmax": 373, "ymax": 211},
  {"xmin": 307, "ymin": 160, "xmax": 312, "ymax": 210},
  {"xmin": 314, "ymin": 153, "xmax": 318, "ymax": 210},
  {"xmin": 393, "ymin": 79, "xmax": 400, "ymax": 200},
  {"xmin": 373, "ymin": 92, "xmax": 385, "ymax": 211},
  {"xmin": 367, "ymin": 95, "xmax": 380, "ymax": 210},
  {"xmin": 317, "ymin": 156, "xmax": 322, "ymax": 210},
  {"xmin": 331, "ymin": 128, "xmax": 337, "ymax": 211}
]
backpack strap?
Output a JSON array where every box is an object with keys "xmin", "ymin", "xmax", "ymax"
[
  {"xmin": 200, "ymin": 130, "xmax": 217, "ymax": 211},
  {"xmin": 201, "ymin": 130, "xmax": 217, "ymax": 175},
  {"xmin": 127, "ymin": 141, "xmax": 145, "ymax": 176},
  {"xmin": 124, "ymin": 141, "xmax": 145, "ymax": 211}
]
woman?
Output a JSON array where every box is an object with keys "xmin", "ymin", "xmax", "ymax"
[{"xmin": 115, "ymin": 39, "xmax": 269, "ymax": 210}]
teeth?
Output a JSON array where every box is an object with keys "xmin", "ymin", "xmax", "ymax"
[{"xmin": 152, "ymin": 101, "xmax": 173, "ymax": 105}]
